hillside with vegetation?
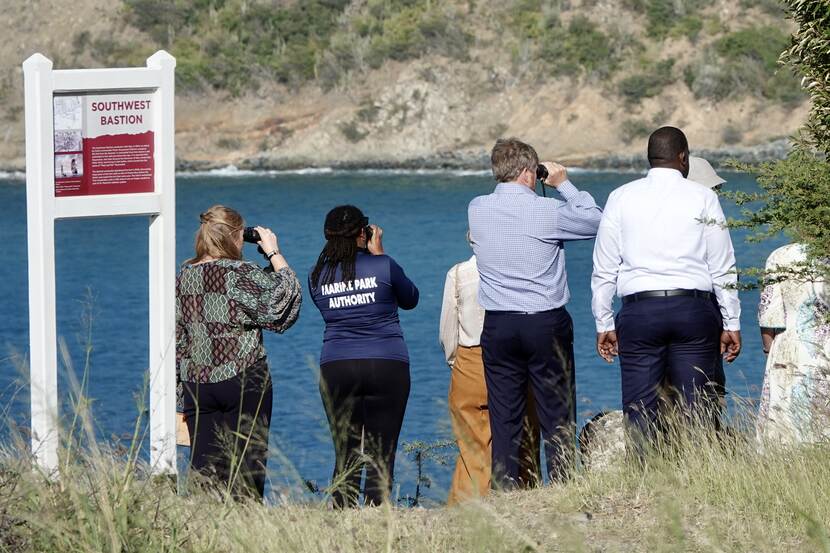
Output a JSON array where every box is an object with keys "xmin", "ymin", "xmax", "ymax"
[{"xmin": 0, "ymin": 0, "xmax": 810, "ymax": 170}]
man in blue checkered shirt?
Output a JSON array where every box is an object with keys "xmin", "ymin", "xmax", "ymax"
[{"xmin": 468, "ymin": 138, "xmax": 602, "ymax": 488}]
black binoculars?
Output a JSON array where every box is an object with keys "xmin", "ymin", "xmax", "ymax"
[{"xmin": 243, "ymin": 227, "xmax": 260, "ymax": 243}]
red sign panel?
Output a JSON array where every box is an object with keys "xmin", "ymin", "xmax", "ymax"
[{"xmin": 53, "ymin": 93, "xmax": 155, "ymax": 197}]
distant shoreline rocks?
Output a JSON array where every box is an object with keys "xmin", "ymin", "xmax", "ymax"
[{"xmin": 0, "ymin": 139, "xmax": 792, "ymax": 178}]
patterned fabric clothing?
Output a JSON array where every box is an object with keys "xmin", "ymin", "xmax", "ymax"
[
  {"xmin": 757, "ymin": 243, "xmax": 830, "ymax": 445},
  {"xmin": 176, "ymin": 259, "xmax": 302, "ymax": 408},
  {"xmin": 467, "ymin": 181, "xmax": 602, "ymax": 312}
]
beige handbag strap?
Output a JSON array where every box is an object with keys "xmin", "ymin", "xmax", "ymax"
[{"xmin": 454, "ymin": 263, "xmax": 462, "ymax": 346}]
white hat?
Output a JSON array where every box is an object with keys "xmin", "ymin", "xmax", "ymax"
[{"xmin": 688, "ymin": 156, "xmax": 726, "ymax": 189}]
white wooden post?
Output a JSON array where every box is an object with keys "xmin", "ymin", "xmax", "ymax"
[
  {"xmin": 24, "ymin": 53, "xmax": 59, "ymax": 474},
  {"xmin": 147, "ymin": 51, "xmax": 177, "ymax": 473},
  {"xmin": 23, "ymin": 51, "xmax": 178, "ymax": 477}
]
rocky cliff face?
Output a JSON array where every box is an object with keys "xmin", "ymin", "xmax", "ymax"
[{"xmin": 0, "ymin": 0, "xmax": 809, "ymax": 172}]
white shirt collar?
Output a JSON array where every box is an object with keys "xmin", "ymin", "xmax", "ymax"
[{"xmin": 647, "ymin": 167, "xmax": 684, "ymax": 179}]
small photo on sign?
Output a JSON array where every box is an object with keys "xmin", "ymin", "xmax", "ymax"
[
  {"xmin": 55, "ymin": 153, "xmax": 83, "ymax": 178},
  {"xmin": 53, "ymin": 96, "xmax": 82, "ymax": 130},
  {"xmin": 54, "ymin": 129, "xmax": 82, "ymax": 153}
]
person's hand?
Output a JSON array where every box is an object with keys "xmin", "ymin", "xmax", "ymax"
[
  {"xmin": 541, "ymin": 161, "xmax": 568, "ymax": 188},
  {"xmin": 721, "ymin": 330, "xmax": 742, "ymax": 363},
  {"xmin": 255, "ymin": 226, "xmax": 279, "ymax": 255},
  {"xmin": 367, "ymin": 224, "xmax": 385, "ymax": 255},
  {"xmin": 597, "ymin": 331, "xmax": 618, "ymax": 363},
  {"xmin": 176, "ymin": 412, "xmax": 190, "ymax": 446}
]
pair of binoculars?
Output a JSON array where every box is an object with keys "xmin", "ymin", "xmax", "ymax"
[{"xmin": 243, "ymin": 227, "xmax": 261, "ymax": 243}]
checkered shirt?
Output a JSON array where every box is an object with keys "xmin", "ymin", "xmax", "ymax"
[{"xmin": 467, "ymin": 181, "xmax": 602, "ymax": 312}]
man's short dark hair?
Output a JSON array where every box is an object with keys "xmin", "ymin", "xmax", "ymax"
[
  {"xmin": 647, "ymin": 126, "xmax": 688, "ymax": 165},
  {"xmin": 491, "ymin": 138, "xmax": 539, "ymax": 183}
]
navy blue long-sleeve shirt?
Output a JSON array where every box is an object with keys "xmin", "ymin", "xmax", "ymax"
[{"xmin": 309, "ymin": 251, "xmax": 419, "ymax": 364}]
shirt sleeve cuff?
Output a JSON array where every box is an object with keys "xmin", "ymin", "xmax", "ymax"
[
  {"xmin": 596, "ymin": 319, "xmax": 615, "ymax": 333},
  {"xmin": 723, "ymin": 320, "xmax": 741, "ymax": 331},
  {"xmin": 556, "ymin": 180, "xmax": 579, "ymax": 200}
]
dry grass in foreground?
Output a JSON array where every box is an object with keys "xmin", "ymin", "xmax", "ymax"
[{"xmin": 2, "ymin": 416, "xmax": 830, "ymax": 553}]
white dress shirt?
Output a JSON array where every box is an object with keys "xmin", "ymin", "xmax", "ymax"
[
  {"xmin": 591, "ymin": 168, "xmax": 740, "ymax": 332},
  {"xmin": 439, "ymin": 256, "xmax": 486, "ymax": 367}
]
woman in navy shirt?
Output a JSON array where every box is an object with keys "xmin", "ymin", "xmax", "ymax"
[{"xmin": 309, "ymin": 205, "xmax": 419, "ymax": 507}]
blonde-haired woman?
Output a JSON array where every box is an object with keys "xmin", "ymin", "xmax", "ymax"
[{"xmin": 176, "ymin": 205, "xmax": 302, "ymax": 499}]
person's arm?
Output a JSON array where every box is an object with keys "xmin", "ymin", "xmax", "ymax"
[
  {"xmin": 591, "ymin": 195, "xmax": 621, "ymax": 363},
  {"xmin": 255, "ymin": 225, "xmax": 289, "ymax": 272},
  {"xmin": 174, "ymin": 293, "xmax": 187, "ymax": 412},
  {"xmin": 390, "ymin": 257, "xmax": 419, "ymax": 310},
  {"xmin": 761, "ymin": 328, "xmax": 778, "ymax": 354},
  {"xmin": 439, "ymin": 268, "xmax": 460, "ymax": 368},
  {"xmin": 758, "ymin": 249, "xmax": 787, "ymax": 354},
  {"xmin": 703, "ymin": 193, "xmax": 742, "ymax": 362},
  {"xmin": 541, "ymin": 162, "xmax": 603, "ymax": 240},
  {"xmin": 704, "ymin": 194, "xmax": 741, "ymax": 331},
  {"xmin": 362, "ymin": 222, "xmax": 418, "ymax": 309},
  {"xmin": 231, "ymin": 262, "xmax": 303, "ymax": 333}
]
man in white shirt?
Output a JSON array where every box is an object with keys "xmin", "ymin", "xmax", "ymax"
[
  {"xmin": 591, "ymin": 127, "xmax": 741, "ymax": 448},
  {"xmin": 439, "ymin": 247, "xmax": 540, "ymax": 503}
]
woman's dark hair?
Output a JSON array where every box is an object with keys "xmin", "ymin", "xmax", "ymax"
[{"xmin": 311, "ymin": 205, "xmax": 367, "ymax": 288}]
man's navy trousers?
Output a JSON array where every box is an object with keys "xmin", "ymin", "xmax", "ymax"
[
  {"xmin": 617, "ymin": 294, "xmax": 722, "ymax": 441},
  {"xmin": 481, "ymin": 307, "xmax": 575, "ymax": 488}
]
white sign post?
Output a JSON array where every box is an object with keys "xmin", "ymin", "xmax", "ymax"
[{"xmin": 23, "ymin": 51, "xmax": 177, "ymax": 476}]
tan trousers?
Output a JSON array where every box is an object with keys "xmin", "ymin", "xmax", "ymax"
[{"xmin": 447, "ymin": 346, "xmax": 541, "ymax": 505}]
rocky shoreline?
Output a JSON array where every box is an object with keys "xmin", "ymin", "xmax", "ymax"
[
  {"xmin": 0, "ymin": 139, "xmax": 792, "ymax": 177},
  {"xmin": 179, "ymin": 137, "xmax": 795, "ymax": 173}
]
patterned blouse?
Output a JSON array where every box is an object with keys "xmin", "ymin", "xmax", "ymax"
[{"xmin": 175, "ymin": 259, "xmax": 302, "ymax": 407}]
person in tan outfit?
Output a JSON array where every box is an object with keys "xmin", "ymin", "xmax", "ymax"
[{"xmin": 440, "ymin": 246, "xmax": 540, "ymax": 505}]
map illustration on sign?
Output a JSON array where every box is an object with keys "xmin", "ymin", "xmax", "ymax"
[{"xmin": 53, "ymin": 92, "xmax": 155, "ymax": 197}]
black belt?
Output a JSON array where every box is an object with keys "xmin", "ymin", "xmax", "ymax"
[
  {"xmin": 621, "ymin": 289, "xmax": 714, "ymax": 304},
  {"xmin": 486, "ymin": 307, "xmax": 563, "ymax": 316}
]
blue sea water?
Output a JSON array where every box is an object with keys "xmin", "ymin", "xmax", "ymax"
[{"xmin": 0, "ymin": 169, "xmax": 782, "ymax": 504}]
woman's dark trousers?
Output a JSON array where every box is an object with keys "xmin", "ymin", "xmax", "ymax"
[
  {"xmin": 319, "ymin": 359, "xmax": 410, "ymax": 508},
  {"xmin": 182, "ymin": 358, "xmax": 273, "ymax": 499}
]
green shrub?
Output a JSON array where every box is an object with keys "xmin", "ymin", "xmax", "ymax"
[
  {"xmin": 72, "ymin": 31, "xmax": 91, "ymax": 55},
  {"xmin": 88, "ymin": 36, "xmax": 150, "ymax": 69},
  {"xmin": 217, "ymin": 137, "xmax": 242, "ymax": 150},
  {"xmin": 120, "ymin": 0, "xmax": 473, "ymax": 92},
  {"xmin": 621, "ymin": 0, "xmax": 647, "ymax": 11},
  {"xmin": 721, "ymin": 124, "xmax": 743, "ymax": 145},
  {"xmin": 316, "ymin": 32, "xmax": 361, "ymax": 91},
  {"xmin": 347, "ymin": 3, "xmax": 472, "ymax": 75},
  {"xmin": 733, "ymin": 1, "xmax": 830, "ymax": 280},
  {"xmin": 643, "ymin": 0, "xmax": 714, "ymax": 40},
  {"xmin": 715, "ymin": 26, "xmax": 787, "ymax": 71},
  {"xmin": 620, "ymin": 118, "xmax": 651, "ymax": 143},
  {"xmin": 339, "ymin": 121, "xmax": 368, "ymax": 143},
  {"xmin": 670, "ymin": 15, "xmax": 704, "ymax": 42},
  {"xmin": 505, "ymin": 0, "xmax": 547, "ymax": 39},
  {"xmin": 740, "ymin": 0, "xmax": 784, "ymax": 15},
  {"xmin": 683, "ymin": 54, "xmax": 731, "ymax": 101},
  {"xmin": 356, "ymin": 101, "xmax": 381, "ymax": 124},
  {"xmin": 539, "ymin": 16, "xmax": 618, "ymax": 77},
  {"xmin": 122, "ymin": 0, "xmax": 196, "ymax": 46},
  {"xmin": 684, "ymin": 26, "xmax": 803, "ymax": 104},
  {"xmin": 119, "ymin": 0, "xmax": 349, "ymax": 91},
  {"xmin": 645, "ymin": 0, "xmax": 677, "ymax": 38},
  {"xmin": 764, "ymin": 67, "xmax": 805, "ymax": 105},
  {"xmin": 618, "ymin": 59, "xmax": 676, "ymax": 104}
]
